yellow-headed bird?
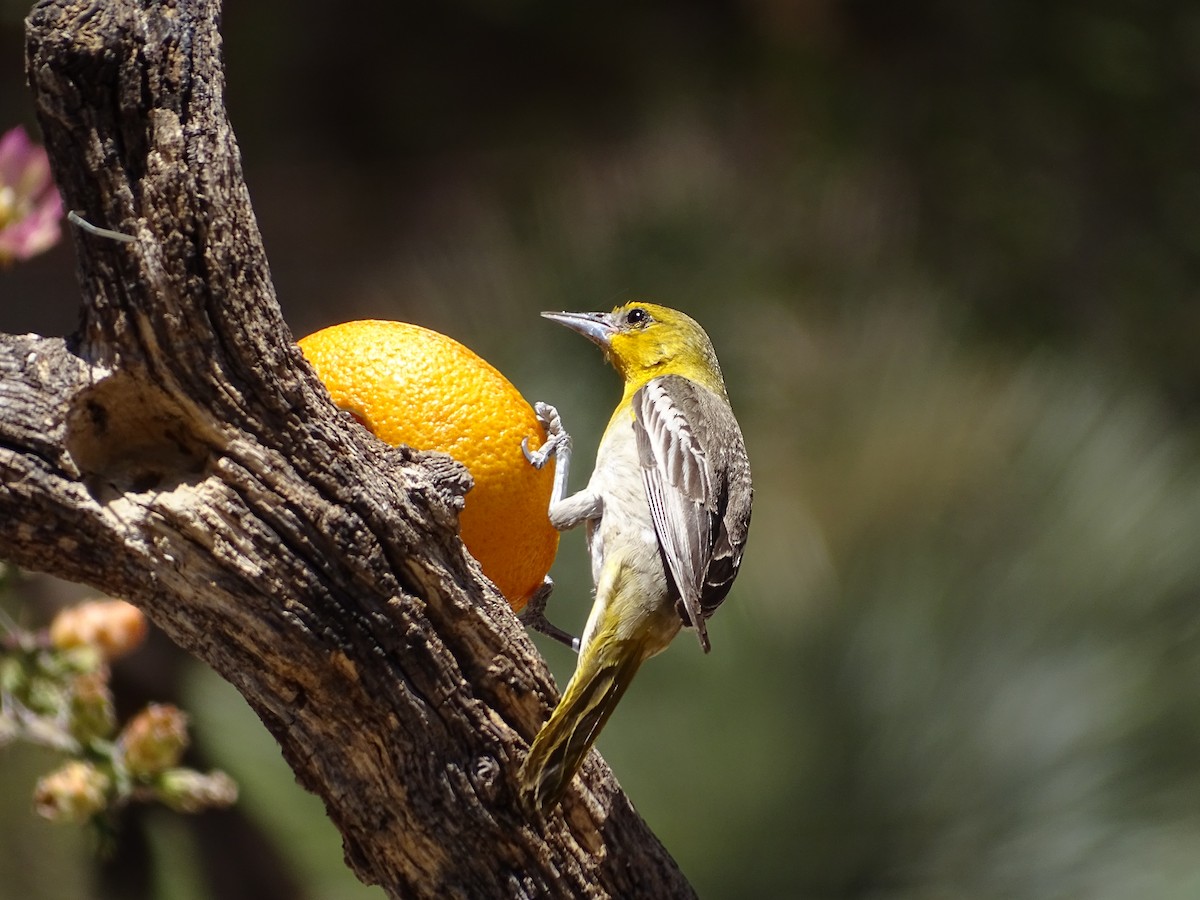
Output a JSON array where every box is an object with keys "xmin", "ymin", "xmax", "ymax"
[{"xmin": 518, "ymin": 302, "xmax": 753, "ymax": 813}]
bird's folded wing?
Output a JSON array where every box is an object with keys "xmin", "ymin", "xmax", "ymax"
[{"xmin": 632, "ymin": 375, "xmax": 724, "ymax": 649}]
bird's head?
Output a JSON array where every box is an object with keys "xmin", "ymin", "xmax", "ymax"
[{"xmin": 541, "ymin": 302, "xmax": 725, "ymax": 394}]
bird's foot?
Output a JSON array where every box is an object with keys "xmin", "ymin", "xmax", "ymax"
[
  {"xmin": 517, "ymin": 577, "xmax": 580, "ymax": 652},
  {"xmin": 522, "ymin": 401, "xmax": 571, "ymax": 470}
]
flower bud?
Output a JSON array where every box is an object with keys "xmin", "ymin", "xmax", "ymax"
[
  {"xmin": 49, "ymin": 600, "xmax": 148, "ymax": 662},
  {"xmin": 33, "ymin": 761, "xmax": 111, "ymax": 823},
  {"xmin": 118, "ymin": 704, "xmax": 189, "ymax": 778},
  {"xmin": 156, "ymin": 768, "xmax": 239, "ymax": 813},
  {"xmin": 24, "ymin": 672, "xmax": 68, "ymax": 718},
  {"xmin": 0, "ymin": 654, "xmax": 25, "ymax": 695},
  {"xmin": 69, "ymin": 670, "xmax": 117, "ymax": 744}
]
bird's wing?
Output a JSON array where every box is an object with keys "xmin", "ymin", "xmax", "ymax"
[{"xmin": 633, "ymin": 375, "xmax": 750, "ymax": 652}]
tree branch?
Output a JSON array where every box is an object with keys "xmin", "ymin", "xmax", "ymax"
[{"xmin": 3, "ymin": 1, "xmax": 695, "ymax": 896}]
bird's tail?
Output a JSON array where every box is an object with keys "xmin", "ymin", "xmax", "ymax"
[{"xmin": 518, "ymin": 634, "xmax": 650, "ymax": 813}]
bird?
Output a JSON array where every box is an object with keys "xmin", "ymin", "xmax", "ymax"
[{"xmin": 517, "ymin": 301, "xmax": 752, "ymax": 813}]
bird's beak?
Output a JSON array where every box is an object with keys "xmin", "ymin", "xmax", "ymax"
[{"xmin": 540, "ymin": 311, "xmax": 616, "ymax": 349}]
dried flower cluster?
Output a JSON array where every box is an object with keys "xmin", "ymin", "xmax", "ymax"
[{"xmin": 1, "ymin": 591, "xmax": 238, "ymax": 829}]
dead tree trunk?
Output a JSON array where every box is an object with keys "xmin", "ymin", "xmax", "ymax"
[{"xmin": 1, "ymin": 1, "xmax": 696, "ymax": 897}]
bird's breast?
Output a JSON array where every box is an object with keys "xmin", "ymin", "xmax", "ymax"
[{"xmin": 584, "ymin": 420, "xmax": 665, "ymax": 591}]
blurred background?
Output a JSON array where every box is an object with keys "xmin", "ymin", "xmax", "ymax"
[{"xmin": 4, "ymin": 0, "xmax": 1200, "ymax": 897}]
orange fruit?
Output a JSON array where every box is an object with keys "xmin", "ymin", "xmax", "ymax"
[{"xmin": 297, "ymin": 319, "xmax": 558, "ymax": 611}]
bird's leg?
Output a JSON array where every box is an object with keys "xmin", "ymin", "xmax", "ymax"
[
  {"xmin": 517, "ymin": 577, "xmax": 581, "ymax": 652},
  {"xmin": 526, "ymin": 403, "xmax": 605, "ymax": 534},
  {"xmin": 522, "ymin": 401, "xmax": 572, "ymax": 504},
  {"xmin": 519, "ymin": 402, "xmax": 580, "ymax": 651}
]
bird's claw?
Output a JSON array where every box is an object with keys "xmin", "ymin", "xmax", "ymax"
[
  {"xmin": 533, "ymin": 401, "xmax": 561, "ymax": 432},
  {"xmin": 522, "ymin": 401, "xmax": 571, "ymax": 470},
  {"xmin": 517, "ymin": 577, "xmax": 580, "ymax": 652}
]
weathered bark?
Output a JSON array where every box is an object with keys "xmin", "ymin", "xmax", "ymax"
[{"xmin": 1, "ymin": 2, "xmax": 696, "ymax": 897}]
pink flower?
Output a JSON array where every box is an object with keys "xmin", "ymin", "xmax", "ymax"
[{"xmin": 0, "ymin": 125, "xmax": 64, "ymax": 265}]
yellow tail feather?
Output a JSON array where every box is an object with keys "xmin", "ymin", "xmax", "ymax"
[{"xmin": 518, "ymin": 638, "xmax": 648, "ymax": 813}]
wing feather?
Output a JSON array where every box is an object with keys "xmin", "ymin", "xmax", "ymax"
[{"xmin": 632, "ymin": 376, "xmax": 752, "ymax": 652}]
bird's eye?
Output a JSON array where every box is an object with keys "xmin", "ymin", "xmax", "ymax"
[{"xmin": 625, "ymin": 307, "xmax": 651, "ymax": 327}]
